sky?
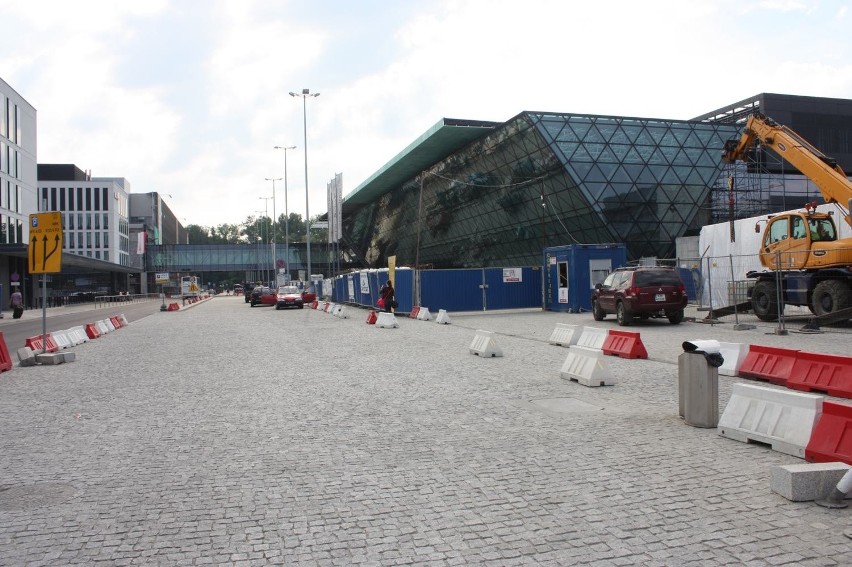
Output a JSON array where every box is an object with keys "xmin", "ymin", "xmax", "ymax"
[{"xmin": 2, "ymin": 0, "xmax": 851, "ymax": 229}]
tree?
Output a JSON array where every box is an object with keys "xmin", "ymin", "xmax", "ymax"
[{"xmin": 186, "ymin": 224, "xmax": 211, "ymax": 244}]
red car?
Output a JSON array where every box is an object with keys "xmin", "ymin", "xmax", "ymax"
[
  {"xmin": 276, "ymin": 286, "xmax": 304, "ymax": 309},
  {"xmin": 592, "ymin": 267, "xmax": 687, "ymax": 325},
  {"xmin": 249, "ymin": 286, "xmax": 276, "ymax": 307},
  {"xmin": 301, "ymin": 285, "xmax": 317, "ymax": 303}
]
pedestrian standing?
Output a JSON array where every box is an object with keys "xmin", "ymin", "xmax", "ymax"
[{"xmin": 379, "ymin": 279, "xmax": 395, "ymax": 313}]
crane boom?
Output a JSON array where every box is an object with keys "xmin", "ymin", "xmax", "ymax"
[{"xmin": 722, "ymin": 113, "xmax": 852, "ymax": 227}]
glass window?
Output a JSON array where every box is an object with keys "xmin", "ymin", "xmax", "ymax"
[
  {"xmin": 103, "ymin": 213, "xmax": 108, "ymax": 230},
  {"xmin": 95, "ymin": 232, "xmax": 100, "ymax": 248},
  {"xmin": 86, "ymin": 214, "xmax": 92, "ymax": 230},
  {"xmin": 77, "ymin": 187, "xmax": 83, "ymax": 210},
  {"xmin": 60, "ymin": 188, "xmax": 66, "ymax": 210},
  {"xmin": 15, "ymin": 184, "xmax": 20, "ymax": 213},
  {"xmin": 94, "ymin": 187, "xmax": 100, "ymax": 211},
  {"xmin": 94, "ymin": 214, "xmax": 100, "ymax": 229},
  {"xmin": 86, "ymin": 232, "xmax": 91, "ymax": 248},
  {"xmin": 102, "ymin": 188, "xmax": 109, "ymax": 211},
  {"xmin": 77, "ymin": 232, "xmax": 83, "ymax": 249},
  {"xmin": 766, "ymin": 218, "xmax": 789, "ymax": 244},
  {"xmin": 85, "ymin": 187, "xmax": 91, "ymax": 210},
  {"xmin": 50, "ymin": 187, "xmax": 57, "ymax": 210},
  {"xmin": 104, "ymin": 233, "xmax": 109, "ymax": 248}
]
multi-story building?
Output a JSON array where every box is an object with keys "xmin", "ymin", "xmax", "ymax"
[
  {"xmin": 0, "ymin": 77, "xmax": 38, "ymax": 306},
  {"xmin": 340, "ymin": 93, "xmax": 852, "ymax": 269},
  {"xmin": 37, "ymin": 164, "xmax": 130, "ymax": 265}
]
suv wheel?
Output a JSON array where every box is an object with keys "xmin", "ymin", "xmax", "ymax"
[
  {"xmin": 616, "ymin": 301, "xmax": 632, "ymax": 326},
  {"xmin": 592, "ymin": 299, "xmax": 605, "ymax": 321},
  {"xmin": 667, "ymin": 309, "xmax": 684, "ymax": 324}
]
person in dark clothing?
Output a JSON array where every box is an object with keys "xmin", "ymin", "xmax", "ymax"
[{"xmin": 379, "ymin": 279, "xmax": 395, "ymax": 313}]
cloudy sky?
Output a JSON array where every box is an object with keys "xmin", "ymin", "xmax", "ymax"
[{"xmin": 2, "ymin": 0, "xmax": 851, "ymax": 228}]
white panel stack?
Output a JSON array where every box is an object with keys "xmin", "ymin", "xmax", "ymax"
[
  {"xmin": 718, "ymin": 383, "xmax": 824, "ymax": 458},
  {"xmin": 560, "ymin": 346, "xmax": 616, "ymax": 386},
  {"xmin": 575, "ymin": 326, "xmax": 608, "ymax": 350},
  {"xmin": 718, "ymin": 342, "xmax": 749, "ymax": 376},
  {"xmin": 416, "ymin": 307, "xmax": 432, "ymax": 321},
  {"xmin": 469, "ymin": 330, "xmax": 503, "ymax": 357},
  {"xmin": 375, "ymin": 312, "xmax": 399, "ymax": 328},
  {"xmin": 548, "ymin": 323, "xmax": 580, "ymax": 347},
  {"xmin": 435, "ymin": 309, "xmax": 452, "ymax": 325}
]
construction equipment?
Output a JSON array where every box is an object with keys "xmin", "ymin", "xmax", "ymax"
[{"xmin": 722, "ymin": 113, "xmax": 852, "ymax": 321}]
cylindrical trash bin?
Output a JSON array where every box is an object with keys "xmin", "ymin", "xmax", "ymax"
[{"xmin": 678, "ymin": 352, "xmax": 719, "ymax": 428}]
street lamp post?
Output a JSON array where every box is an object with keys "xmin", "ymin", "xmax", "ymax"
[
  {"xmin": 259, "ymin": 197, "xmax": 273, "ymax": 285},
  {"xmin": 264, "ymin": 177, "xmax": 282, "ymax": 286},
  {"xmin": 289, "ymin": 88, "xmax": 319, "ymax": 284},
  {"xmin": 274, "ymin": 145, "xmax": 296, "ymax": 282}
]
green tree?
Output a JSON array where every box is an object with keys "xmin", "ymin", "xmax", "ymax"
[{"xmin": 186, "ymin": 224, "xmax": 211, "ymax": 244}]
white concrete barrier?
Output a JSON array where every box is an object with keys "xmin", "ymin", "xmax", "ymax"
[
  {"xmin": 718, "ymin": 382, "xmax": 824, "ymax": 458},
  {"xmin": 435, "ymin": 309, "xmax": 452, "ymax": 325},
  {"xmin": 331, "ymin": 304, "xmax": 342, "ymax": 317},
  {"xmin": 469, "ymin": 330, "xmax": 502, "ymax": 357},
  {"xmin": 548, "ymin": 323, "xmax": 580, "ymax": 347},
  {"xmin": 718, "ymin": 342, "xmax": 749, "ymax": 377},
  {"xmin": 416, "ymin": 307, "xmax": 432, "ymax": 321},
  {"xmin": 334, "ymin": 305, "xmax": 349, "ymax": 319},
  {"xmin": 575, "ymin": 326, "xmax": 607, "ymax": 350},
  {"xmin": 96, "ymin": 320, "xmax": 110, "ymax": 335},
  {"xmin": 119, "ymin": 314, "xmax": 129, "ymax": 326},
  {"xmin": 375, "ymin": 312, "xmax": 399, "ymax": 328},
  {"xmin": 71, "ymin": 326, "xmax": 88, "ymax": 343},
  {"xmin": 105, "ymin": 318, "xmax": 116, "ymax": 332},
  {"xmin": 560, "ymin": 346, "xmax": 616, "ymax": 387},
  {"xmin": 52, "ymin": 330, "xmax": 72, "ymax": 350}
]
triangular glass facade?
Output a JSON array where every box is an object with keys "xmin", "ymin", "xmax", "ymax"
[{"xmin": 343, "ymin": 113, "xmax": 739, "ymax": 268}]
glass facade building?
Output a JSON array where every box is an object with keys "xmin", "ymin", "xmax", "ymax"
[{"xmin": 343, "ymin": 112, "xmax": 739, "ymax": 268}]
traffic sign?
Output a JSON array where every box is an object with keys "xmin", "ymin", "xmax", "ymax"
[{"xmin": 28, "ymin": 212, "xmax": 63, "ymax": 274}]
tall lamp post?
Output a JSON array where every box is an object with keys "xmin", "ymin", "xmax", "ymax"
[
  {"xmin": 274, "ymin": 145, "xmax": 296, "ymax": 282},
  {"xmin": 264, "ymin": 178, "xmax": 282, "ymax": 286},
  {"xmin": 259, "ymin": 196, "xmax": 273, "ymax": 285},
  {"xmin": 289, "ymin": 88, "xmax": 319, "ymax": 284},
  {"xmin": 255, "ymin": 211, "xmax": 264, "ymax": 284}
]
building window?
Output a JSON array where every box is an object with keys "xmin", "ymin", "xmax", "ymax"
[
  {"xmin": 86, "ymin": 232, "xmax": 91, "ymax": 248},
  {"xmin": 95, "ymin": 232, "xmax": 100, "ymax": 248},
  {"xmin": 60, "ymin": 188, "xmax": 66, "ymax": 210},
  {"xmin": 104, "ymin": 233, "xmax": 109, "ymax": 248},
  {"xmin": 50, "ymin": 187, "xmax": 57, "ymax": 211},
  {"xmin": 102, "ymin": 188, "xmax": 109, "ymax": 211},
  {"xmin": 85, "ymin": 187, "xmax": 91, "ymax": 211},
  {"xmin": 103, "ymin": 213, "xmax": 108, "ymax": 230},
  {"xmin": 94, "ymin": 187, "xmax": 100, "ymax": 211},
  {"xmin": 67, "ymin": 213, "xmax": 74, "ymax": 230},
  {"xmin": 77, "ymin": 232, "xmax": 83, "ymax": 249},
  {"xmin": 94, "ymin": 214, "xmax": 100, "ymax": 230}
]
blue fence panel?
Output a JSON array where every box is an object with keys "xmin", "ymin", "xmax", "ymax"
[
  {"xmin": 483, "ymin": 267, "xmax": 542, "ymax": 310},
  {"xmin": 420, "ymin": 269, "xmax": 485, "ymax": 312}
]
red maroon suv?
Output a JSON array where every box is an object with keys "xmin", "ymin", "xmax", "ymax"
[{"xmin": 592, "ymin": 267, "xmax": 687, "ymax": 325}]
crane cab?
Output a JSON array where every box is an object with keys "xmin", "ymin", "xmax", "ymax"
[{"xmin": 757, "ymin": 211, "xmax": 852, "ymax": 270}]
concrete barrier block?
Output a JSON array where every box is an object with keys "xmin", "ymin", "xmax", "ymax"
[
  {"xmin": 560, "ymin": 345, "xmax": 616, "ymax": 387},
  {"xmin": 435, "ymin": 309, "xmax": 452, "ymax": 325},
  {"xmin": 575, "ymin": 326, "xmax": 607, "ymax": 351},
  {"xmin": 718, "ymin": 383, "xmax": 823, "ymax": 458},
  {"xmin": 770, "ymin": 462, "xmax": 852, "ymax": 501},
  {"xmin": 718, "ymin": 342, "xmax": 749, "ymax": 376},
  {"xmin": 71, "ymin": 326, "xmax": 88, "ymax": 343},
  {"xmin": 548, "ymin": 323, "xmax": 580, "ymax": 347},
  {"xmin": 16, "ymin": 347, "xmax": 36, "ymax": 367},
  {"xmin": 416, "ymin": 307, "xmax": 432, "ymax": 321},
  {"xmin": 375, "ymin": 312, "xmax": 399, "ymax": 328},
  {"xmin": 52, "ymin": 330, "xmax": 72, "ymax": 350},
  {"xmin": 61, "ymin": 351, "xmax": 77, "ymax": 363},
  {"xmin": 331, "ymin": 304, "xmax": 342, "ymax": 317},
  {"xmin": 35, "ymin": 352, "xmax": 65, "ymax": 365},
  {"xmin": 335, "ymin": 306, "xmax": 349, "ymax": 319},
  {"xmin": 119, "ymin": 314, "xmax": 129, "ymax": 326},
  {"xmin": 105, "ymin": 318, "xmax": 116, "ymax": 332},
  {"xmin": 469, "ymin": 330, "xmax": 502, "ymax": 358},
  {"xmin": 96, "ymin": 320, "xmax": 110, "ymax": 335}
]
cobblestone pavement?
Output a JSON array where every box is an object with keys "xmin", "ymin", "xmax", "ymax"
[{"xmin": 0, "ymin": 297, "xmax": 850, "ymax": 566}]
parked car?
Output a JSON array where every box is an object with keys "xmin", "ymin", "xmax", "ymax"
[
  {"xmin": 250, "ymin": 286, "xmax": 276, "ymax": 307},
  {"xmin": 591, "ymin": 267, "xmax": 687, "ymax": 325},
  {"xmin": 276, "ymin": 285, "xmax": 305, "ymax": 309},
  {"xmin": 301, "ymin": 284, "xmax": 317, "ymax": 303}
]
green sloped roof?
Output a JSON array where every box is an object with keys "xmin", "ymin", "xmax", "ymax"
[{"xmin": 342, "ymin": 118, "xmax": 499, "ymax": 212}]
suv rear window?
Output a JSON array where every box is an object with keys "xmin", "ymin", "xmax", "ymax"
[{"xmin": 633, "ymin": 271, "xmax": 682, "ymax": 287}]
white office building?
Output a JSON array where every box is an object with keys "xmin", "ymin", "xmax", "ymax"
[{"xmin": 37, "ymin": 165, "xmax": 131, "ymax": 266}]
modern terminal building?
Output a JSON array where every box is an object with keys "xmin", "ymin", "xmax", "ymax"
[{"xmin": 340, "ymin": 93, "xmax": 852, "ymax": 269}]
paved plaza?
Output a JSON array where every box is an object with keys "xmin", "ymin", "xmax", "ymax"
[{"xmin": 0, "ymin": 296, "xmax": 850, "ymax": 565}]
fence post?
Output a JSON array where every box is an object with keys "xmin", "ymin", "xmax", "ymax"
[{"xmin": 774, "ymin": 250, "xmax": 788, "ymax": 335}]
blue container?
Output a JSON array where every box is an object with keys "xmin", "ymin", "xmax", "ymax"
[{"xmin": 543, "ymin": 244, "xmax": 627, "ymax": 312}]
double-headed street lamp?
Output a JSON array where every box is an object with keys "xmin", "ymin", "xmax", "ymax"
[
  {"xmin": 289, "ymin": 88, "xmax": 319, "ymax": 283},
  {"xmin": 273, "ymin": 145, "xmax": 296, "ymax": 281},
  {"xmin": 264, "ymin": 177, "xmax": 282, "ymax": 285}
]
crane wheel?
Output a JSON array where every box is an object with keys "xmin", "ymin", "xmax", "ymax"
[
  {"xmin": 751, "ymin": 281, "xmax": 780, "ymax": 322},
  {"xmin": 812, "ymin": 280, "xmax": 852, "ymax": 317}
]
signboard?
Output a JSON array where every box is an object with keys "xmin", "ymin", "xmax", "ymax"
[
  {"xmin": 28, "ymin": 212, "xmax": 63, "ymax": 274},
  {"xmin": 503, "ymin": 268, "xmax": 522, "ymax": 283},
  {"xmin": 360, "ymin": 271, "xmax": 370, "ymax": 294},
  {"xmin": 155, "ymin": 272, "xmax": 170, "ymax": 284}
]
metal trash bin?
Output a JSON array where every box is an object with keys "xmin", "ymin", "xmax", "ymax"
[{"xmin": 678, "ymin": 340, "xmax": 723, "ymax": 428}]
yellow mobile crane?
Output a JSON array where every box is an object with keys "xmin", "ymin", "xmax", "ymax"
[{"xmin": 722, "ymin": 113, "xmax": 852, "ymax": 321}]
